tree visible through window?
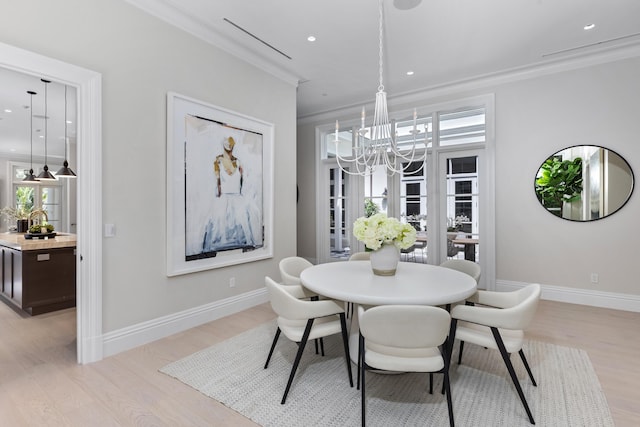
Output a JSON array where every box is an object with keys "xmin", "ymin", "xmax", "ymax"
[{"xmin": 9, "ymin": 164, "xmax": 64, "ymax": 231}]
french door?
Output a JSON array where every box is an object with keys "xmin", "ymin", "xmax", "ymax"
[{"xmin": 316, "ymin": 97, "xmax": 494, "ymax": 288}]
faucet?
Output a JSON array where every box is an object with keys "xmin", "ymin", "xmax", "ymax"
[{"xmin": 28, "ymin": 209, "xmax": 48, "ymax": 229}]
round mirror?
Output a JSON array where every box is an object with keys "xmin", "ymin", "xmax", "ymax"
[{"xmin": 535, "ymin": 145, "xmax": 634, "ymax": 221}]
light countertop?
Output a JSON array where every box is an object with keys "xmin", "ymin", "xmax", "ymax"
[{"xmin": 0, "ymin": 232, "xmax": 77, "ymax": 251}]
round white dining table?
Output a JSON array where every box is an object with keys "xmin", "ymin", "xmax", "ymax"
[
  {"xmin": 301, "ymin": 261, "xmax": 477, "ymax": 362},
  {"xmin": 300, "ymin": 260, "xmax": 477, "ymax": 306}
]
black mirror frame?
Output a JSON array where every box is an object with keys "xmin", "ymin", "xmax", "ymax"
[{"xmin": 534, "ymin": 145, "xmax": 635, "ymax": 222}]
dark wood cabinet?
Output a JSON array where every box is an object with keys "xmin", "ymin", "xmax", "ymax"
[{"xmin": 0, "ymin": 245, "xmax": 76, "ymax": 315}]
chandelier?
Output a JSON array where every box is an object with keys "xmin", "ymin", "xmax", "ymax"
[{"xmin": 334, "ymin": 0, "xmax": 426, "ymax": 177}]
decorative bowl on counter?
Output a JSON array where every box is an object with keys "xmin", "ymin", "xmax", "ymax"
[
  {"xmin": 25, "ymin": 223, "xmax": 56, "ymax": 239},
  {"xmin": 24, "ymin": 232, "xmax": 57, "ymax": 240}
]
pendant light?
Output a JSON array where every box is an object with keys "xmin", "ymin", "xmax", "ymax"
[
  {"xmin": 36, "ymin": 78, "xmax": 57, "ymax": 181},
  {"xmin": 23, "ymin": 90, "xmax": 39, "ymax": 183},
  {"xmin": 56, "ymin": 85, "xmax": 76, "ymax": 178}
]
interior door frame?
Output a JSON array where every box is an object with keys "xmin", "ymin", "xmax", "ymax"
[{"xmin": 0, "ymin": 42, "xmax": 103, "ymax": 364}]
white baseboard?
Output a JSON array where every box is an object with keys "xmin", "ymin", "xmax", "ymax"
[
  {"xmin": 496, "ymin": 280, "xmax": 640, "ymax": 313},
  {"xmin": 100, "ymin": 281, "xmax": 639, "ymax": 359},
  {"xmin": 102, "ymin": 288, "xmax": 269, "ymax": 358}
]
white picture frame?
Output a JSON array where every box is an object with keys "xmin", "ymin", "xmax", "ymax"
[{"xmin": 166, "ymin": 92, "xmax": 274, "ymax": 276}]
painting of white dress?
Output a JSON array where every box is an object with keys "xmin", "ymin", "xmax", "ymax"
[
  {"xmin": 166, "ymin": 92, "xmax": 273, "ymax": 276},
  {"xmin": 185, "ymin": 116, "xmax": 263, "ymax": 259}
]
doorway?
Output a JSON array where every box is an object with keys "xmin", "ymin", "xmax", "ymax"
[{"xmin": 0, "ymin": 42, "xmax": 103, "ymax": 364}]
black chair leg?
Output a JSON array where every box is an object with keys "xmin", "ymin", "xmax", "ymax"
[
  {"xmin": 360, "ymin": 337, "xmax": 366, "ymax": 427},
  {"xmin": 311, "ymin": 297, "xmax": 320, "ymax": 355},
  {"xmin": 346, "ymin": 302, "xmax": 354, "ymax": 319},
  {"xmin": 264, "ymin": 327, "xmax": 281, "ymax": 369},
  {"xmin": 357, "ymin": 331, "xmax": 363, "ymax": 390},
  {"xmin": 441, "ymin": 342, "xmax": 455, "ymax": 427},
  {"xmin": 443, "ymin": 371, "xmax": 455, "ymax": 427},
  {"xmin": 447, "ymin": 319, "xmax": 458, "ymax": 368},
  {"xmin": 320, "ymin": 337, "xmax": 325, "ymax": 356},
  {"xmin": 281, "ymin": 319, "xmax": 313, "ymax": 404},
  {"xmin": 458, "ymin": 341, "xmax": 465, "ymax": 365},
  {"xmin": 491, "ymin": 327, "xmax": 535, "ymax": 424},
  {"xmin": 429, "ymin": 373, "xmax": 433, "ymax": 394},
  {"xmin": 438, "ymin": 342, "xmax": 451, "ymax": 394},
  {"xmin": 339, "ymin": 313, "xmax": 353, "ymax": 386},
  {"xmin": 519, "ymin": 349, "xmax": 537, "ymax": 386}
]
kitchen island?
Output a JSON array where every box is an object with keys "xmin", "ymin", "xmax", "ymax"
[{"xmin": 0, "ymin": 232, "xmax": 76, "ymax": 315}]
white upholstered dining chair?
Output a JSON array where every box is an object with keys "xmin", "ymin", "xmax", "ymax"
[
  {"xmin": 279, "ymin": 256, "xmax": 313, "ymax": 287},
  {"xmin": 439, "ymin": 259, "xmax": 481, "ymax": 284},
  {"xmin": 278, "ymin": 256, "xmax": 327, "ymax": 354},
  {"xmin": 449, "ymin": 283, "xmax": 541, "ymax": 424},
  {"xmin": 439, "ymin": 259, "xmax": 482, "ymax": 311},
  {"xmin": 263, "ymin": 276, "xmax": 353, "ymax": 404},
  {"xmin": 359, "ymin": 304, "xmax": 454, "ymax": 427}
]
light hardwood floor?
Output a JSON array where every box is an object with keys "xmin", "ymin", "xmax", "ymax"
[{"xmin": 0, "ymin": 298, "xmax": 638, "ymax": 426}]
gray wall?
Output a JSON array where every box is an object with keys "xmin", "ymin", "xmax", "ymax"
[
  {"xmin": 297, "ymin": 56, "xmax": 639, "ymax": 297},
  {"xmin": 495, "ymin": 58, "xmax": 638, "ymax": 294},
  {"xmin": 0, "ymin": 0, "xmax": 297, "ymax": 331}
]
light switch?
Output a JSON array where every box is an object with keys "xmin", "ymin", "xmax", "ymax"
[{"xmin": 104, "ymin": 223, "xmax": 116, "ymax": 237}]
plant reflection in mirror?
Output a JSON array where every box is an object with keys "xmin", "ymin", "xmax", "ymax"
[{"xmin": 535, "ymin": 157, "xmax": 583, "ymax": 216}]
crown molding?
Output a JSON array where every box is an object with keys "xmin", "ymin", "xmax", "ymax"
[
  {"xmin": 123, "ymin": 0, "xmax": 300, "ymax": 87},
  {"xmin": 298, "ymin": 40, "xmax": 640, "ymax": 125}
]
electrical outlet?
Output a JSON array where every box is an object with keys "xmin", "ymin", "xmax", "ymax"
[
  {"xmin": 590, "ymin": 273, "xmax": 599, "ymax": 284},
  {"xmin": 104, "ymin": 223, "xmax": 116, "ymax": 237},
  {"xmin": 229, "ymin": 277, "xmax": 236, "ymax": 287}
]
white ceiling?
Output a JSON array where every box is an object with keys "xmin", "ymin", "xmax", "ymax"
[
  {"xmin": 0, "ymin": 67, "xmax": 76, "ymax": 160},
  {"xmin": 2, "ymin": 0, "xmax": 639, "ymax": 157},
  {"xmin": 127, "ymin": 0, "xmax": 640, "ymax": 118}
]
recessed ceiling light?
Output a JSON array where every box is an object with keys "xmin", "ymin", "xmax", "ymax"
[
  {"xmin": 406, "ymin": 71, "xmax": 415, "ymax": 76},
  {"xmin": 584, "ymin": 23, "xmax": 595, "ymax": 30},
  {"xmin": 4, "ymin": 109, "xmax": 11, "ymax": 113},
  {"xmin": 307, "ymin": 36, "xmax": 316, "ymax": 42},
  {"xmin": 394, "ymin": 0, "xmax": 422, "ymax": 10}
]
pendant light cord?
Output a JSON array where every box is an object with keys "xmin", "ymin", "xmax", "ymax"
[
  {"xmin": 43, "ymin": 80, "xmax": 48, "ymax": 165},
  {"xmin": 64, "ymin": 85, "xmax": 68, "ymax": 161},
  {"xmin": 29, "ymin": 92, "xmax": 34, "ymax": 168}
]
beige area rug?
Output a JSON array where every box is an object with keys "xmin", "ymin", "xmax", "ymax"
[{"xmin": 160, "ymin": 320, "xmax": 613, "ymax": 427}]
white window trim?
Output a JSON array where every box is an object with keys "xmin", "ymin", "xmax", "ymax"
[
  {"xmin": 315, "ymin": 94, "xmax": 495, "ymax": 290},
  {"xmin": 8, "ymin": 161, "xmax": 69, "ymax": 229}
]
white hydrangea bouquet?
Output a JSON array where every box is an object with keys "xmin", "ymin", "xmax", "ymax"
[{"xmin": 353, "ymin": 213, "xmax": 417, "ymax": 251}]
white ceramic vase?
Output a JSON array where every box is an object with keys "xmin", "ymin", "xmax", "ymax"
[{"xmin": 370, "ymin": 243, "xmax": 400, "ymax": 276}]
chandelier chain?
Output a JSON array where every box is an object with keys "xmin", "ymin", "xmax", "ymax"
[
  {"xmin": 378, "ymin": 0, "xmax": 384, "ymax": 92},
  {"xmin": 333, "ymin": 0, "xmax": 426, "ymax": 177}
]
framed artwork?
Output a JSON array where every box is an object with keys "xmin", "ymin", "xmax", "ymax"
[{"xmin": 166, "ymin": 92, "xmax": 274, "ymax": 276}]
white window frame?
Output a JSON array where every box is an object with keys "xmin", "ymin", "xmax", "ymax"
[
  {"xmin": 9, "ymin": 162, "xmax": 68, "ymax": 226},
  {"xmin": 315, "ymin": 94, "xmax": 495, "ymax": 290}
]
